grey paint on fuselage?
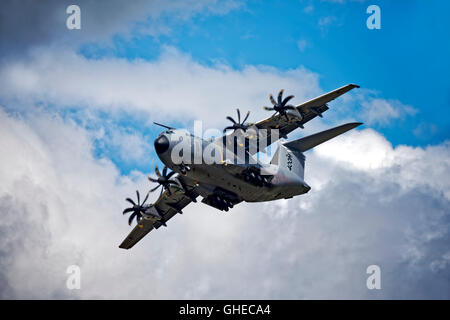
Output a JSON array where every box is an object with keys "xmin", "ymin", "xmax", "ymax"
[{"xmin": 155, "ymin": 129, "xmax": 310, "ymax": 203}]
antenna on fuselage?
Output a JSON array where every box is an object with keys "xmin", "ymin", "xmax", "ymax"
[{"xmin": 153, "ymin": 122, "xmax": 175, "ymax": 130}]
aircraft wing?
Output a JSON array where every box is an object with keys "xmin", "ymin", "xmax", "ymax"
[
  {"xmin": 249, "ymin": 84, "xmax": 360, "ymax": 154},
  {"xmin": 295, "ymin": 83, "xmax": 360, "ymax": 112},
  {"xmin": 119, "ymin": 176, "xmax": 199, "ymax": 250},
  {"xmin": 217, "ymin": 84, "xmax": 359, "ymax": 155}
]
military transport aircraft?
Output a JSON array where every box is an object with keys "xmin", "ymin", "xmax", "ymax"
[{"xmin": 120, "ymin": 84, "xmax": 362, "ymax": 249}]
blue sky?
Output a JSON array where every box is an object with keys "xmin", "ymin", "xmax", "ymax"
[{"xmin": 80, "ymin": 0, "xmax": 450, "ymax": 149}]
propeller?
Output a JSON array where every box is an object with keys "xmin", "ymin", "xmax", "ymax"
[
  {"xmin": 263, "ymin": 89, "xmax": 296, "ymax": 121},
  {"xmin": 223, "ymin": 108, "xmax": 251, "ymax": 133},
  {"xmin": 148, "ymin": 165, "xmax": 180, "ymax": 196},
  {"xmin": 123, "ymin": 190, "xmax": 149, "ymax": 226}
]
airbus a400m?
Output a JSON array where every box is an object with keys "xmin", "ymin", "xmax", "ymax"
[{"xmin": 120, "ymin": 84, "xmax": 362, "ymax": 249}]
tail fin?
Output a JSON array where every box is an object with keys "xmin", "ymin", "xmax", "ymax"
[
  {"xmin": 283, "ymin": 122, "xmax": 362, "ymax": 153},
  {"xmin": 270, "ymin": 142, "xmax": 306, "ymax": 180}
]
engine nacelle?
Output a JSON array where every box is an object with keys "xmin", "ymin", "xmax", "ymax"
[
  {"xmin": 142, "ymin": 205, "xmax": 162, "ymax": 220},
  {"xmin": 286, "ymin": 108, "xmax": 303, "ymax": 121}
]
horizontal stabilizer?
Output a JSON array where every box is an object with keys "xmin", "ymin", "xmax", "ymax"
[{"xmin": 283, "ymin": 122, "xmax": 363, "ymax": 152}]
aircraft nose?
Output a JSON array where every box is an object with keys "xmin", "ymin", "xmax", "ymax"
[{"xmin": 154, "ymin": 135, "xmax": 170, "ymax": 154}]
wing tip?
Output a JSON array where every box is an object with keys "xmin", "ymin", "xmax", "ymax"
[
  {"xmin": 348, "ymin": 122, "xmax": 364, "ymax": 128},
  {"xmin": 349, "ymin": 83, "xmax": 360, "ymax": 89},
  {"xmin": 119, "ymin": 241, "xmax": 131, "ymax": 249}
]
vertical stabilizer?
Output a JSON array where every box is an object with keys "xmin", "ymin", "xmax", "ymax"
[{"xmin": 271, "ymin": 142, "xmax": 305, "ymax": 180}]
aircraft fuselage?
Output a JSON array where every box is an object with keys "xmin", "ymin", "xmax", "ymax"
[{"xmin": 154, "ymin": 129, "xmax": 310, "ymax": 204}]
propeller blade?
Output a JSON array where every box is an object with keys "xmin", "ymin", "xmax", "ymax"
[
  {"xmin": 128, "ymin": 212, "xmax": 137, "ymax": 225},
  {"xmin": 126, "ymin": 198, "xmax": 136, "ymax": 206},
  {"xmin": 123, "ymin": 207, "xmax": 134, "ymax": 214},
  {"xmin": 224, "ymin": 109, "xmax": 251, "ymax": 134},
  {"xmin": 149, "ymin": 185, "xmax": 160, "ymax": 192},
  {"xmin": 277, "ymin": 89, "xmax": 284, "ymax": 105},
  {"xmin": 281, "ymin": 95, "xmax": 294, "ymax": 107},
  {"xmin": 166, "ymin": 171, "xmax": 176, "ymax": 179},
  {"xmin": 269, "ymin": 94, "xmax": 277, "ymax": 106},
  {"xmin": 141, "ymin": 192, "xmax": 149, "ymax": 206},
  {"xmin": 148, "ymin": 177, "xmax": 158, "ymax": 183},
  {"xmin": 223, "ymin": 126, "xmax": 235, "ymax": 133},
  {"xmin": 264, "ymin": 106, "xmax": 274, "ymax": 111},
  {"xmin": 242, "ymin": 111, "xmax": 250, "ymax": 123},
  {"xmin": 226, "ymin": 116, "xmax": 236, "ymax": 124},
  {"xmin": 123, "ymin": 190, "xmax": 150, "ymax": 226},
  {"xmin": 155, "ymin": 166, "xmax": 162, "ymax": 178},
  {"xmin": 162, "ymin": 166, "xmax": 168, "ymax": 177}
]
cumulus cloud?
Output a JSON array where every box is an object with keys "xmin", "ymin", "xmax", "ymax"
[
  {"xmin": 361, "ymin": 98, "xmax": 418, "ymax": 126},
  {"xmin": 0, "ymin": 0, "xmax": 242, "ymax": 59},
  {"xmin": 0, "ymin": 47, "xmax": 322, "ymax": 130},
  {"xmin": 0, "ymin": 105, "xmax": 449, "ymax": 299},
  {"xmin": 0, "ymin": 4, "xmax": 448, "ymax": 298},
  {"xmin": 325, "ymin": 88, "xmax": 419, "ymax": 129},
  {"xmin": 92, "ymin": 126, "xmax": 153, "ymax": 165}
]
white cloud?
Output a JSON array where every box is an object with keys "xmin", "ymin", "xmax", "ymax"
[
  {"xmin": 0, "ymin": 40, "xmax": 448, "ymax": 299},
  {"xmin": 0, "ymin": 47, "xmax": 322, "ymax": 130},
  {"xmin": 318, "ymin": 16, "xmax": 336, "ymax": 29},
  {"xmin": 361, "ymin": 98, "xmax": 417, "ymax": 126},
  {"xmin": 0, "ymin": 0, "xmax": 243, "ymax": 58},
  {"xmin": 430, "ymin": 252, "xmax": 450, "ymax": 273},
  {"xmin": 414, "ymin": 122, "xmax": 439, "ymax": 140},
  {"xmin": 101, "ymin": 129, "xmax": 152, "ymax": 164},
  {"xmin": 0, "ymin": 106, "xmax": 449, "ymax": 299},
  {"xmin": 312, "ymin": 128, "xmax": 450, "ymax": 199},
  {"xmin": 297, "ymin": 38, "xmax": 309, "ymax": 52}
]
